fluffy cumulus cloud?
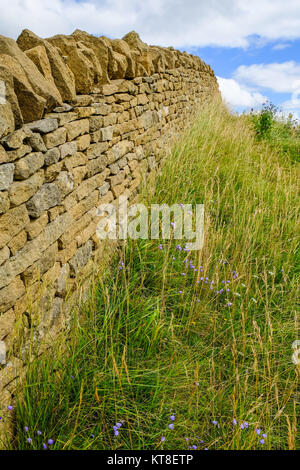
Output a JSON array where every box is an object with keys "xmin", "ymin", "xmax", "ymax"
[
  {"xmin": 230, "ymin": 61, "xmax": 300, "ymax": 114},
  {"xmin": 1, "ymin": 0, "xmax": 300, "ymax": 47},
  {"xmin": 234, "ymin": 62, "xmax": 300, "ymax": 94},
  {"xmin": 217, "ymin": 77, "xmax": 267, "ymax": 109}
]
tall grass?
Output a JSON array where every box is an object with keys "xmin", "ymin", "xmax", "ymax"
[{"xmin": 10, "ymin": 101, "xmax": 299, "ymax": 450}]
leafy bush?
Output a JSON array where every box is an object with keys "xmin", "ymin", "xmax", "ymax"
[{"xmin": 251, "ymin": 102, "xmax": 300, "ymax": 162}]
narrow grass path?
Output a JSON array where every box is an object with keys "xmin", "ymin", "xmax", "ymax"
[{"xmin": 13, "ymin": 103, "xmax": 299, "ymax": 450}]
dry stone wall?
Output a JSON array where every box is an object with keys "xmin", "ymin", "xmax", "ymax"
[{"xmin": 0, "ymin": 28, "xmax": 219, "ymax": 423}]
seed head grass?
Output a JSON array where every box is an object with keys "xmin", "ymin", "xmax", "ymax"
[{"xmin": 9, "ymin": 101, "xmax": 299, "ymax": 450}]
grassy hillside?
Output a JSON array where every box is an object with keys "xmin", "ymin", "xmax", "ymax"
[{"xmin": 11, "ymin": 101, "xmax": 299, "ymax": 450}]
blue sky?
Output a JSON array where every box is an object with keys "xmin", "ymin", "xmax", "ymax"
[
  {"xmin": 186, "ymin": 39, "xmax": 300, "ymax": 115},
  {"xmin": 1, "ymin": 0, "xmax": 300, "ymax": 116}
]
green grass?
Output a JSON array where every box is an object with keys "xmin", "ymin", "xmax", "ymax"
[{"xmin": 10, "ymin": 101, "xmax": 299, "ymax": 450}]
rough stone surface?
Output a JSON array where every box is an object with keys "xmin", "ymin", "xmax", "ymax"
[
  {"xmin": 27, "ymin": 118, "xmax": 58, "ymax": 134},
  {"xmin": 0, "ymin": 27, "xmax": 220, "ymax": 416},
  {"xmin": 0, "ymin": 164, "xmax": 14, "ymax": 190},
  {"xmin": 14, "ymin": 152, "xmax": 44, "ymax": 180},
  {"xmin": 69, "ymin": 240, "xmax": 93, "ymax": 276},
  {"xmin": 26, "ymin": 183, "xmax": 62, "ymax": 218},
  {"xmin": 0, "ymin": 340, "xmax": 6, "ymax": 364}
]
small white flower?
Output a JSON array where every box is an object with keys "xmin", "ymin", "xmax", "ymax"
[
  {"xmin": 234, "ymin": 292, "xmax": 241, "ymax": 297},
  {"xmin": 251, "ymin": 298, "xmax": 257, "ymax": 303}
]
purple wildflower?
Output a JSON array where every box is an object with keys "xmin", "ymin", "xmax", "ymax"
[
  {"xmin": 232, "ymin": 419, "xmax": 237, "ymax": 425},
  {"xmin": 168, "ymin": 423, "xmax": 174, "ymax": 430},
  {"xmin": 259, "ymin": 439, "xmax": 265, "ymax": 445},
  {"xmin": 27, "ymin": 438, "xmax": 32, "ymax": 444},
  {"xmin": 170, "ymin": 415, "xmax": 175, "ymax": 421},
  {"xmin": 161, "ymin": 436, "xmax": 165, "ymax": 442},
  {"xmin": 48, "ymin": 439, "xmax": 54, "ymax": 445},
  {"xmin": 212, "ymin": 420, "xmax": 217, "ymax": 426}
]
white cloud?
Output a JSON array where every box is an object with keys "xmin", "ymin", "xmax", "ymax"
[
  {"xmin": 272, "ymin": 43, "xmax": 290, "ymax": 50},
  {"xmin": 1, "ymin": 0, "xmax": 300, "ymax": 48},
  {"xmin": 217, "ymin": 77, "xmax": 267, "ymax": 109},
  {"xmin": 234, "ymin": 62, "xmax": 300, "ymax": 94}
]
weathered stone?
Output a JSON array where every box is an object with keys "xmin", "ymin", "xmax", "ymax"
[
  {"xmin": 70, "ymin": 190, "xmax": 98, "ymax": 221},
  {"xmin": 17, "ymin": 29, "xmax": 76, "ymax": 101},
  {"xmin": 7, "ymin": 230, "xmax": 27, "ymax": 256},
  {"xmin": 86, "ymin": 142, "xmax": 108, "ymax": 159},
  {"xmin": 103, "ymin": 113, "xmax": 117, "ymax": 127},
  {"xmin": 0, "ymin": 164, "xmax": 14, "ymax": 190},
  {"xmin": 24, "ymin": 44, "xmax": 62, "ymax": 103},
  {"xmin": 90, "ymin": 116, "xmax": 108, "ymax": 135},
  {"xmin": 98, "ymin": 181, "xmax": 110, "ymax": 196},
  {"xmin": 71, "ymin": 30, "xmax": 110, "ymax": 84},
  {"xmin": 53, "ymin": 103, "xmax": 73, "ymax": 113},
  {"xmin": 47, "ymin": 34, "xmax": 101, "ymax": 95},
  {"xmin": 55, "ymin": 171, "xmax": 74, "ymax": 196},
  {"xmin": 0, "ymin": 309, "xmax": 15, "ymax": 340},
  {"xmin": 45, "ymin": 111, "xmax": 78, "ymax": 127},
  {"xmin": 22, "ymin": 242, "xmax": 58, "ymax": 282},
  {"xmin": 100, "ymin": 126, "xmax": 113, "ymax": 141},
  {"xmin": 24, "ymin": 135, "xmax": 45, "ymax": 157},
  {"xmin": 74, "ymin": 106, "xmax": 95, "ymax": 118},
  {"xmin": 48, "ymin": 205, "xmax": 65, "ymax": 222},
  {"xmin": 0, "ymin": 246, "xmax": 10, "ymax": 266},
  {"xmin": 0, "ymin": 204, "xmax": 30, "ymax": 249},
  {"xmin": 71, "ymin": 95, "xmax": 93, "ymax": 107},
  {"xmin": 109, "ymin": 162, "xmax": 120, "ymax": 175},
  {"xmin": 14, "ymin": 152, "xmax": 44, "ymax": 180},
  {"xmin": 26, "ymin": 211, "xmax": 48, "ymax": 240},
  {"xmin": 76, "ymin": 134, "xmax": 90, "ymax": 151},
  {"xmin": 93, "ymin": 103, "xmax": 111, "ymax": 115},
  {"xmin": 65, "ymin": 119, "xmax": 89, "ymax": 141},
  {"xmin": 59, "ymin": 141, "xmax": 77, "ymax": 160},
  {"xmin": 106, "ymin": 140, "xmax": 134, "ymax": 163},
  {"xmin": 27, "ymin": 118, "xmax": 58, "ymax": 134},
  {"xmin": 86, "ymin": 155, "xmax": 108, "ymax": 177},
  {"xmin": 0, "ymin": 145, "xmax": 7, "ymax": 164},
  {"xmin": 9, "ymin": 170, "xmax": 44, "ymax": 207},
  {"xmin": 0, "ymin": 34, "xmax": 62, "ymax": 116},
  {"xmin": 0, "ymin": 276, "xmax": 25, "ymax": 313},
  {"xmin": 1, "ymin": 127, "xmax": 32, "ymax": 150},
  {"xmin": 0, "ymin": 212, "xmax": 73, "ymax": 289},
  {"xmin": 45, "ymin": 161, "xmax": 63, "ymax": 182},
  {"xmin": 43, "ymin": 127, "xmax": 66, "ymax": 149},
  {"xmin": 69, "ymin": 240, "xmax": 93, "ymax": 277},
  {"xmin": 102, "ymin": 82, "xmax": 121, "ymax": 96},
  {"xmin": 74, "ymin": 168, "xmax": 110, "ymax": 201},
  {"xmin": 71, "ymin": 165, "xmax": 87, "ymax": 187},
  {"xmin": 0, "ymin": 101, "xmax": 15, "ymax": 140},
  {"xmin": 0, "ymin": 340, "xmax": 6, "ymax": 364},
  {"xmin": 26, "ymin": 183, "xmax": 61, "ymax": 218},
  {"xmin": 108, "ymin": 170, "xmax": 126, "ymax": 187},
  {"xmin": 62, "ymin": 151, "xmax": 88, "ymax": 171},
  {"xmin": 5, "ymin": 144, "xmax": 32, "ymax": 163},
  {"xmin": 44, "ymin": 147, "xmax": 60, "ymax": 165},
  {"xmin": 55, "ymin": 263, "xmax": 70, "ymax": 297}
]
